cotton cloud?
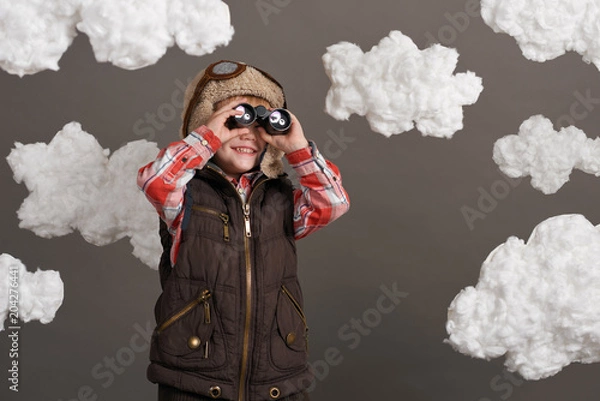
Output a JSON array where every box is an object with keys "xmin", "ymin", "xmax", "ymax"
[
  {"xmin": 0, "ymin": 0, "xmax": 234, "ymax": 76},
  {"xmin": 0, "ymin": 253, "xmax": 64, "ymax": 331},
  {"xmin": 493, "ymin": 114, "xmax": 600, "ymax": 194},
  {"xmin": 446, "ymin": 214, "xmax": 600, "ymax": 380},
  {"xmin": 481, "ymin": 0, "xmax": 600, "ymax": 70},
  {"xmin": 0, "ymin": 0, "xmax": 80, "ymax": 76},
  {"xmin": 6, "ymin": 122, "xmax": 162, "ymax": 268},
  {"xmin": 322, "ymin": 30, "xmax": 483, "ymax": 138}
]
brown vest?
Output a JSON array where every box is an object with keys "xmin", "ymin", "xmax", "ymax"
[{"xmin": 147, "ymin": 167, "xmax": 313, "ymax": 401}]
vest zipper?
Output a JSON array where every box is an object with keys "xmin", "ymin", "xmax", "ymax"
[
  {"xmin": 155, "ymin": 289, "xmax": 211, "ymax": 334},
  {"xmin": 205, "ymin": 165, "xmax": 270, "ymax": 401},
  {"xmin": 238, "ymin": 202, "xmax": 252, "ymax": 401},
  {"xmin": 191, "ymin": 205, "xmax": 230, "ymax": 242},
  {"xmin": 238, "ymin": 185, "xmax": 268, "ymax": 401}
]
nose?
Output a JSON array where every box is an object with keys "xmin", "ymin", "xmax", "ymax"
[{"xmin": 239, "ymin": 123, "xmax": 261, "ymax": 140}]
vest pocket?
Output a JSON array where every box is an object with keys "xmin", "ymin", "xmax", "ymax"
[
  {"xmin": 154, "ymin": 288, "xmax": 227, "ymax": 370},
  {"xmin": 191, "ymin": 205, "xmax": 230, "ymax": 242},
  {"xmin": 270, "ymin": 282, "xmax": 309, "ymax": 371}
]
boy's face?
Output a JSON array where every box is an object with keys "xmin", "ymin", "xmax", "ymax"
[{"xmin": 212, "ymin": 96, "xmax": 269, "ymax": 180}]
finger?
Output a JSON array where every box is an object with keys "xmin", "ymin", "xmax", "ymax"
[
  {"xmin": 214, "ymin": 102, "xmax": 248, "ymax": 129},
  {"xmin": 212, "ymin": 102, "xmax": 247, "ymax": 124},
  {"xmin": 221, "ymin": 107, "xmax": 245, "ymax": 122}
]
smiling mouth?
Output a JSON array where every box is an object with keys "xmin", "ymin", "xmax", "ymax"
[{"xmin": 233, "ymin": 147, "xmax": 257, "ymax": 154}]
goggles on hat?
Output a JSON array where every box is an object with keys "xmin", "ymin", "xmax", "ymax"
[{"xmin": 182, "ymin": 60, "xmax": 287, "ymax": 136}]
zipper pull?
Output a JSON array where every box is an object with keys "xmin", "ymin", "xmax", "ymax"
[
  {"xmin": 204, "ymin": 300, "xmax": 211, "ymax": 324},
  {"xmin": 220, "ymin": 214, "xmax": 230, "ymax": 242},
  {"xmin": 243, "ymin": 203, "xmax": 251, "ymax": 237},
  {"xmin": 200, "ymin": 290, "xmax": 211, "ymax": 324},
  {"xmin": 204, "ymin": 339, "xmax": 209, "ymax": 359}
]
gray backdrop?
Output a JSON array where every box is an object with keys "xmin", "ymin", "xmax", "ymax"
[{"xmin": 2, "ymin": 1, "xmax": 600, "ymax": 400}]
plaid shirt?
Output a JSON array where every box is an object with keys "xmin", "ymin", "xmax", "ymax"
[{"xmin": 137, "ymin": 126, "xmax": 350, "ymax": 266}]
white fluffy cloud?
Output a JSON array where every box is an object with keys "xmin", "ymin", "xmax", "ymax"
[
  {"xmin": 0, "ymin": 0, "xmax": 80, "ymax": 76},
  {"xmin": 446, "ymin": 214, "xmax": 600, "ymax": 380},
  {"xmin": 493, "ymin": 114, "xmax": 600, "ymax": 194},
  {"xmin": 6, "ymin": 122, "xmax": 162, "ymax": 268},
  {"xmin": 0, "ymin": 253, "xmax": 64, "ymax": 331},
  {"xmin": 0, "ymin": 0, "xmax": 234, "ymax": 76},
  {"xmin": 481, "ymin": 0, "xmax": 600, "ymax": 70},
  {"xmin": 322, "ymin": 30, "xmax": 483, "ymax": 138}
]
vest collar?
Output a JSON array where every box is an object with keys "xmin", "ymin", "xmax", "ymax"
[{"xmin": 196, "ymin": 163, "xmax": 271, "ymax": 200}]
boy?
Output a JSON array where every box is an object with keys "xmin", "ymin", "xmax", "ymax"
[{"xmin": 138, "ymin": 60, "xmax": 349, "ymax": 401}]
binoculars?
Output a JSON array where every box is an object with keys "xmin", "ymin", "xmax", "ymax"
[{"xmin": 226, "ymin": 103, "xmax": 291, "ymax": 135}]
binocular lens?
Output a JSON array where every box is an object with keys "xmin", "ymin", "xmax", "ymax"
[
  {"xmin": 268, "ymin": 110, "xmax": 291, "ymax": 132},
  {"xmin": 234, "ymin": 104, "xmax": 256, "ymax": 125},
  {"xmin": 226, "ymin": 103, "xmax": 291, "ymax": 135}
]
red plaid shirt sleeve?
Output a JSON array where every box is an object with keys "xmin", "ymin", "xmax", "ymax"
[
  {"xmin": 286, "ymin": 142, "xmax": 350, "ymax": 239},
  {"xmin": 137, "ymin": 127, "xmax": 221, "ymax": 235}
]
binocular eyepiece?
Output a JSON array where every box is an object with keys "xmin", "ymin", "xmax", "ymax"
[{"xmin": 226, "ymin": 103, "xmax": 291, "ymax": 135}]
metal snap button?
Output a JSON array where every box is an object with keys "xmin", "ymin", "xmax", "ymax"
[
  {"xmin": 209, "ymin": 385, "xmax": 222, "ymax": 398},
  {"xmin": 269, "ymin": 386, "xmax": 281, "ymax": 399},
  {"xmin": 286, "ymin": 332, "xmax": 296, "ymax": 346},
  {"xmin": 187, "ymin": 336, "xmax": 201, "ymax": 349}
]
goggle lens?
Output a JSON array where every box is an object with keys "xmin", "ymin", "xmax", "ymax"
[{"xmin": 206, "ymin": 60, "xmax": 246, "ymax": 79}]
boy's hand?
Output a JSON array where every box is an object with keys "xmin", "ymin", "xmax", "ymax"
[
  {"xmin": 258, "ymin": 111, "xmax": 309, "ymax": 154},
  {"xmin": 205, "ymin": 98, "xmax": 249, "ymax": 144}
]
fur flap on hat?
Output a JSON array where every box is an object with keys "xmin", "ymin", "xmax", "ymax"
[{"xmin": 180, "ymin": 61, "xmax": 286, "ymax": 178}]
